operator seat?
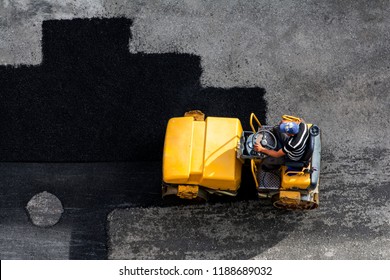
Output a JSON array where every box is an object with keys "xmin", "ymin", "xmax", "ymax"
[{"xmin": 284, "ymin": 132, "xmax": 315, "ymax": 169}]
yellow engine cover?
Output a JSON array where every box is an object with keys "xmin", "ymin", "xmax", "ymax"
[
  {"xmin": 281, "ymin": 165, "xmax": 311, "ymax": 190},
  {"xmin": 163, "ymin": 116, "xmax": 243, "ymax": 191}
]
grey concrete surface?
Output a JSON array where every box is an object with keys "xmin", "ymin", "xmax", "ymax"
[{"xmin": 1, "ymin": 0, "xmax": 389, "ymax": 259}]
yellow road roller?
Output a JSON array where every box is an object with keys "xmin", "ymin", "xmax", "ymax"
[{"xmin": 162, "ymin": 110, "xmax": 321, "ymax": 210}]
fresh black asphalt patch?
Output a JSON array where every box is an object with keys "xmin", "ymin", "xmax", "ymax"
[
  {"xmin": 0, "ymin": 18, "xmax": 266, "ymax": 162},
  {"xmin": 0, "ymin": 18, "xmax": 265, "ymax": 259}
]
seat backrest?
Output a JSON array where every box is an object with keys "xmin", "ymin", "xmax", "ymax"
[
  {"xmin": 300, "ymin": 133, "xmax": 314, "ymax": 162},
  {"xmin": 284, "ymin": 125, "xmax": 317, "ymax": 170}
]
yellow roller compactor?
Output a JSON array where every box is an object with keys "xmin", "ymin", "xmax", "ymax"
[{"xmin": 162, "ymin": 111, "xmax": 321, "ymax": 210}]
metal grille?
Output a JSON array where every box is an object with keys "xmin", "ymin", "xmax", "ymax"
[{"xmin": 257, "ymin": 168, "xmax": 281, "ymax": 190}]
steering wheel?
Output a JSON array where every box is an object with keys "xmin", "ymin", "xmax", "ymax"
[{"xmin": 252, "ymin": 129, "xmax": 277, "ymax": 151}]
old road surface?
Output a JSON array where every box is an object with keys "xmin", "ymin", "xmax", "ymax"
[{"xmin": 0, "ymin": 1, "xmax": 389, "ymax": 259}]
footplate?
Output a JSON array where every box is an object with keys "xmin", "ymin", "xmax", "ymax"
[{"xmin": 257, "ymin": 168, "xmax": 281, "ymax": 190}]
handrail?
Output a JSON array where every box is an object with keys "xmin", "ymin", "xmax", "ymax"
[
  {"xmin": 250, "ymin": 113, "xmax": 262, "ymax": 133},
  {"xmin": 282, "ymin": 115, "xmax": 302, "ymax": 123},
  {"xmin": 251, "ymin": 159, "xmax": 259, "ymax": 187},
  {"xmin": 285, "ymin": 167, "xmax": 311, "ymax": 176}
]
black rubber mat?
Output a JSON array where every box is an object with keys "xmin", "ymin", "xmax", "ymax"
[{"xmin": 0, "ymin": 18, "xmax": 267, "ymax": 162}]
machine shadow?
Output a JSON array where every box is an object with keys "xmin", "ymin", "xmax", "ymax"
[{"xmin": 0, "ymin": 18, "xmax": 296, "ymax": 260}]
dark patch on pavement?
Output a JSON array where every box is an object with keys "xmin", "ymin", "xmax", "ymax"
[
  {"xmin": 0, "ymin": 18, "xmax": 266, "ymax": 162},
  {"xmin": 0, "ymin": 16, "xmax": 267, "ymax": 260},
  {"xmin": 0, "ymin": 162, "xmax": 162, "ymax": 259},
  {"xmin": 0, "ymin": 162, "xmax": 259, "ymax": 259}
]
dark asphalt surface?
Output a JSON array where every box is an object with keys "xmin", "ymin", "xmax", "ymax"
[
  {"xmin": 0, "ymin": 162, "xmax": 162, "ymax": 259},
  {"xmin": 0, "ymin": 18, "xmax": 266, "ymax": 162},
  {"xmin": 1, "ymin": 1, "xmax": 389, "ymax": 260},
  {"xmin": 0, "ymin": 161, "xmax": 257, "ymax": 259}
]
